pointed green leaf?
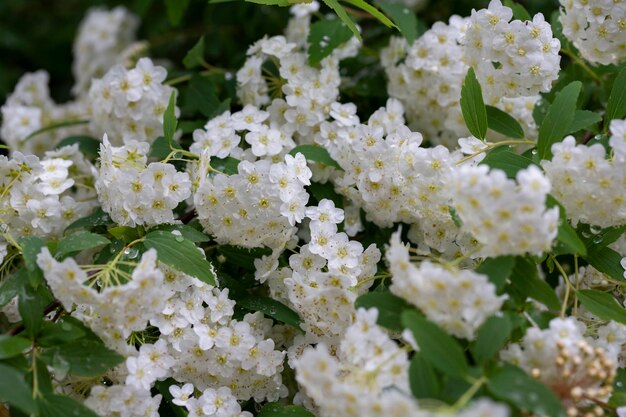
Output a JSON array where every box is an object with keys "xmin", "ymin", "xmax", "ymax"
[
  {"xmin": 144, "ymin": 230, "xmax": 216, "ymax": 285},
  {"xmin": 40, "ymin": 339, "xmax": 123, "ymax": 377},
  {"xmin": 307, "ymin": 17, "xmax": 353, "ymax": 66},
  {"xmin": 342, "ymin": 0, "xmax": 396, "ymax": 29},
  {"xmin": 460, "ymin": 67, "xmax": 488, "ymax": 140},
  {"xmin": 475, "ymin": 256, "xmax": 515, "ymax": 292},
  {"xmin": 37, "ymin": 394, "xmax": 101, "ymax": 417},
  {"xmin": 408, "ymin": 352, "xmax": 441, "ymax": 399},
  {"xmin": 471, "ymin": 315, "xmax": 512, "ymax": 365},
  {"xmin": 402, "ymin": 310, "xmax": 469, "ymax": 378},
  {"xmin": 0, "ymin": 335, "xmax": 31, "ymax": 359},
  {"xmin": 376, "ymin": 1, "xmax": 417, "ymax": 43},
  {"xmin": 480, "ymin": 147, "xmax": 533, "ymax": 179},
  {"xmin": 183, "ymin": 36, "xmax": 206, "ymax": 69},
  {"xmin": 577, "ymin": 289, "xmax": 626, "ymax": 325},
  {"xmin": 289, "ymin": 144, "xmax": 343, "ymax": 170},
  {"xmin": 585, "ymin": 246, "xmax": 626, "ymax": 282},
  {"xmin": 568, "ymin": 110, "xmax": 601, "ymax": 134},
  {"xmin": 238, "ymin": 297, "xmax": 302, "ymax": 329},
  {"xmin": 537, "ymin": 81, "xmax": 582, "ymax": 160},
  {"xmin": 0, "ymin": 363, "xmax": 36, "ymax": 414},
  {"xmin": 185, "ymin": 74, "xmax": 221, "ymax": 118},
  {"xmin": 164, "ymin": 91, "xmax": 177, "ymax": 146},
  {"xmin": 605, "ymin": 65, "xmax": 626, "ymax": 130},
  {"xmin": 487, "ymin": 364, "xmax": 566, "ymax": 417},
  {"xmin": 355, "ymin": 291, "xmax": 413, "ymax": 331},
  {"xmin": 258, "ymin": 402, "xmax": 315, "ymax": 417},
  {"xmin": 486, "ymin": 105, "xmax": 525, "ymax": 139},
  {"xmin": 55, "ymin": 231, "xmax": 110, "ymax": 259},
  {"xmin": 509, "ymin": 257, "xmax": 561, "ymax": 311},
  {"xmin": 503, "ymin": 0, "xmax": 531, "ymax": 21},
  {"xmin": 321, "ymin": 0, "xmax": 361, "ymax": 40}
]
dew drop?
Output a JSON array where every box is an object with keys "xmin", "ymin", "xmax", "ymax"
[{"xmin": 590, "ymin": 224, "xmax": 602, "ymax": 234}]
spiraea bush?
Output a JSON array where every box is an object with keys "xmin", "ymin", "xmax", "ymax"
[{"xmin": 1, "ymin": 1, "xmax": 626, "ymax": 417}]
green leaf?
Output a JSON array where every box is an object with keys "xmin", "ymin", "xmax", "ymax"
[
  {"xmin": 321, "ymin": 0, "xmax": 361, "ymax": 41},
  {"xmin": 609, "ymin": 369, "xmax": 626, "ymax": 407},
  {"xmin": 258, "ymin": 402, "xmax": 315, "ymax": 417},
  {"xmin": 402, "ymin": 310, "xmax": 469, "ymax": 378},
  {"xmin": 144, "ymin": 230, "xmax": 216, "ymax": 285},
  {"xmin": 0, "ymin": 269, "xmax": 28, "ymax": 308},
  {"xmin": 107, "ymin": 226, "xmax": 141, "ymax": 242},
  {"xmin": 503, "ymin": 0, "xmax": 531, "ymax": 21},
  {"xmin": 487, "ymin": 364, "xmax": 566, "ymax": 417},
  {"xmin": 585, "ymin": 246, "xmax": 626, "ymax": 282},
  {"xmin": 0, "ymin": 335, "xmax": 31, "ymax": 359},
  {"xmin": 307, "ymin": 17, "xmax": 353, "ymax": 66},
  {"xmin": 509, "ymin": 257, "xmax": 561, "ymax": 311},
  {"xmin": 65, "ymin": 208, "xmax": 112, "ymax": 231},
  {"xmin": 342, "ymin": 0, "xmax": 396, "ymax": 29},
  {"xmin": 355, "ymin": 291, "xmax": 413, "ymax": 331},
  {"xmin": 217, "ymin": 245, "xmax": 272, "ymax": 271},
  {"xmin": 471, "ymin": 315, "xmax": 512, "ymax": 365},
  {"xmin": 153, "ymin": 224, "xmax": 211, "ymax": 243},
  {"xmin": 185, "ymin": 74, "xmax": 221, "ymax": 118},
  {"xmin": 238, "ymin": 297, "xmax": 302, "ymax": 329},
  {"xmin": 183, "ymin": 36, "xmax": 206, "ymax": 69},
  {"xmin": 480, "ymin": 147, "xmax": 533, "ymax": 179},
  {"xmin": 40, "ymin": 339, "xmax": 123, "ymax": 377},
  {"xmin": 475, "ymin": 256, "xmax": 515, "ymax": 291},
  {"xmin": 555, "ymin": 220, "xmax": 587, "ymax": 256},
  {"xmin": 289, "ymin": 144, "xmax": 342, "ymax": 170},
  {"xmin": 164, "ymin": 0, "xmax": 190, "ymax": 26},
  {"xmin": 150, "ymin": 136, "xmax": 182, "ymax": 160},
  {"xmin": 577, "ymin": 289, "xmax": 626, "ymax": 325},
  {"xmin": 155, "ymin": 379, "xmax": 188, "ymax": 417},
  {"xmin": 376, "ymin": 1, "xmax": 417, "ymax": 43},
  {"xmin": 37, "ymin": 321, "xmax": 86, "ymax": 347},
  {"xmin": 568, "ymin": 110, "xmax": 601, "ymax": 134},
  {"xmin": 18, "ymin": 284, "xmax": 44, "ymax": 338},
  {"xmin": 212, "ymin": 156, "xmax": 241, "ymax": 175},
  {"xmin": 18, "ymin": 235, "xmax": 46, "ymax": 272},
  {"xmin": 605, "ymin": 65, "xmax": 626, "ymax": 130},
  {"xmin": 55, "ymin": 231, "xmax": 110, "ymax": 259},
  {"xmin": 0, "ymin": 363, "xmax": 37, "ymax": 414},
  {"xmin": 408, "ymin": 352, "xmax": 441, "ymax": 399},
  {"xmin": 37, "ymin": 394, "xmax": 101, "ymax": 417},
  {"xmin": 583, "ymin": 224, "xmax": 626, "ymax": 252},
  {"xmin": 242, "ymin": 0, "xmax": 291, "ymax": 5},
  {"xmin": 485, "ymin": 105, "xmax": 525, "ymax": 139},
  {"xmin": 537, "ymin": 81, "xmax": 582, "ymax": 160},
  {"xmin": 460, "ymin": 67, "xmax": 488, "ymax": 140},
  {"xmin": 55, "ymin": 135, "xmax": 101, "ymax": 158},
  {"xmin": 164, "ymin": 91, "xmax": 178, "ymax": 146}
]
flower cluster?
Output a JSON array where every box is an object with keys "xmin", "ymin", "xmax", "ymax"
[
  {"xmin": 559, "ymin": 0, "xmax": 626, "ymax": 65},
  {"xmin": 72, "ymin": 6, "xmax": 139, "ymax": 96},
  {"xmin": 96, "ymin": 136, "xmax": 192, "ymax": 226},
  {"xmin": 0, "ymin": 146, "xmax": 97, "ymax": 245},
  {"xmin": 0, "ymin": 71, "xmax": 91, "ymax": 155},
  {"xmin": 451, "ymin": 164, "xmax": 559, "ymax": 256},
  {"xmin": 541, "ymin": 132, "xmax": 626, "ymax": 228},
  {"xmin": 264, "ymin": 200, "xmax": 380, "ymax": 346},
  {"xmin": 501, "ymin": 318, "xmax": 620, "ymax": 416},
  {"xmin": 463, "ymin": 0, "xmax": 561, "ymax": 102},
  {"xmin": 387, "ymin": 231, "xmax": 506, "ymax": 340},
  {"xmin": 37, "ymin": 248, "xmax": 168, "ymax": 354},
  {"xmin": 89, "ymin": 58, "xmax": 175, "ymax": 144}
]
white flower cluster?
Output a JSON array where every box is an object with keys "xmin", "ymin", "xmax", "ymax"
[
  {"xmin": 37, "ymin": 248, "xmax": 168, "ymax": 354},
  {"xmin": 464, "ymin": 0, "xmax": 561, "ymax": 101},
  {"xmin": 263, "ymin": 200, "xmax": 380, "ymax": 346},
  {"xmin": 0, "ymin": 71, "xmax": 91, "ymax": 155},
  {"xmin": 237, "ymin": 5, "xmax": 359, "ymax": 140},
  {"xmin": 451, "ymin": 164, "xmax": 559, "ymax": 256},
  {"xmin": 387, "ymin": 231, "xmax": 506, "ymax": 340},
  {"xmin": 501, "ymin": 318, "xmax": 621, "ymax": 416},
  {"xmin": 72, "ymin": 6, "xmax": 139, "ymax": 96},
  {"xmin": 295, "ymin": 308, "xmax": 510, "ymax": 417},
  {"xmin": 541, "ymin": 131, "xmax": 626, "ymax": 228},
  {"xmin": 559, "ymin": 0, "xmax": 626, "ymax": 65},
  {"xmin": 381, "ymin": 0, "xmax": 556, "ymax": 146},
  {"xmin": 321, "ymin": 99, "xmax": 470, "ymax": 253},
  {"xmin": 294, "ymin": 308, "xmax": 412, "ymax": 417},
  {"xmin": 146, "ymin": 268, "xmax": 287, "ymax": 402},
  {"xmin": 194, "ymin": 146, "xmax": 311, "ymax": 249},
  {"xmin": 89, "ymin": 58, "xmax": 175, "ymax": 144},
  {"xmin": 380, "ymin": 17, "xmax": 470, "ymax": 146},
  {"xmin": 96, "ymin": 136, "xmax": 192, "ymax": 226},
  {"xmin": 171, "ymin": 385, "xmax": 252, "ymax": 417},
  {"xmin": 87, "ymin": 383, "xmax": 162, "ymax": 417},
  {"xmin": 0, "ymin": 146, "xmax": 96, "ymax": 242}
]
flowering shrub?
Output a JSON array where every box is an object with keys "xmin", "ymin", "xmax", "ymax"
[{"xmin": 2, "ymin": 1, "xmax": 626, "ymax": 417}]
